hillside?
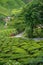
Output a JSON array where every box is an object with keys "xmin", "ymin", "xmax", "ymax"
[
  {"xmin": 0, "ymin": 0, "xmax": 25, "ymax": 16},
  {"xmin": 0, "ymin": 0, "xmax": 43, "ymax": 65},
  {"xmin": 0, "ymin": 6, "xmax": 9, "ymax": 16},
  {"xmin": 0, "ymin": 37, "xmax": 43, "ymax": 65},
  {"xmin": 0, "ymin": 0, "xmax": 25, "ymax": 29},
  {"xmin": 0, "ymin": 0, "xmax": 25, "ymax": 9}
]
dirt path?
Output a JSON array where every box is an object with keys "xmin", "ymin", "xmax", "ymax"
[
  {"xmin": 15, "ymin": 32, "xmax": 23, "ymax": 37},
  {"xmin": 10, "ymin": 32, "xmax": 43, "ymax": 41}
]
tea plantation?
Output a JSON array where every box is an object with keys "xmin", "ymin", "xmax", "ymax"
[
  {"xmin": 0, "ymin": 0, "xmax": 43, "ymax": 65},
  {"xmin": 0, "ymin": 37, "xmax": 43, "ymax": 65}
]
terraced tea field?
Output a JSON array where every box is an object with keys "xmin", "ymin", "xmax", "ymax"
[
  {"xmin": 0, "ymin": 0, "xmax": 43, "ymax": 65},
  {"xmin": 0, "ymin": 36, "xmax": 43, "ymax": 65},
  {"xmin": 0, "ymin": 26, "xmax": 43, "ymax": 65}
]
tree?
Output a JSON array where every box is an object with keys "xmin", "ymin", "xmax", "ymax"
[{"xmin": 20, "ymin": 0, "xmax": 43, "ymax": 37}]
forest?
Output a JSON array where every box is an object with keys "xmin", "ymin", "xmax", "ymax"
[{"xmin": 0, "ymin": 0, "xmax": 43, "ymax": 65}]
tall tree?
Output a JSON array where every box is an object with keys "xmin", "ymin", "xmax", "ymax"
[{"xmin": 20, "ymin": 0, "xmax": 43, "ymax": 37}]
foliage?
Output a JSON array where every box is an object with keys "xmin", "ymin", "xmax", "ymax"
[
  {"xmin": 20, "ymin": 0, "xmax": 43, "ymax": 38},
  {"xmin": 0, "ymin": 0, "xmax": 25, "ymax": 10},
  {"xmin": 0, "ymin": 29, "xmax": 18, "ymax": 38},
  {"xmin": 0, "ymin": 37, "xmax": 43, "ymax": 65},
  {"xmin": 0, "ymin": 0, "xmax": 43, "ymax": 65}
]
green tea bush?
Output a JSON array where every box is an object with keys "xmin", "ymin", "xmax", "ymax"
[
  {"xmin": 0, "ymin": 37, "xmax": 43, "ymax": 65},
  {"xmin": 0, "ymin": 29, "xmax": 18, "ymax": 38},
  {"xmin": 24, "ymin": 27, "xmax": 43, "ymax": 38}
]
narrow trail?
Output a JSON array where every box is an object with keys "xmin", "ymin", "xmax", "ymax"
[
  {"xmin": 10, "ymin": 32, "xmax": 43, "ymax": 41},
  {"xmin": 9, "ymin": 32, "xmax": 23, "ymax": 38},
  {"xmin": 15, "ymin": 32, "xmax": 23, "ymax": 37}
]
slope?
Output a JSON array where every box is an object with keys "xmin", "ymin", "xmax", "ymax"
[
  {"xmin": 0, "ymin": 0, "xmax": 25, "ymax": 10},
  {"xmin": 0, "ymin": 6, "xmax": 9, "ymax": 16},
  {"xmin": 0, "ymin": 37, "xmax": 43, "ymax": 65}
]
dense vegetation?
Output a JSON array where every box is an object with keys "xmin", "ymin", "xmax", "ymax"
[
  {"xmin": 0, "ymin": 37, "xmax": 43, "ymax": 65},
  {"xmin": 0, "ymin": 0, "xmax": 43, "ymax": 65},
  {"xmin": 20, "ymin": 0, "xmax": 43, "ymax": 38},
  {"xmin": 0, "ymin": 0, "xmax": 25, "ymax": 9}
]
